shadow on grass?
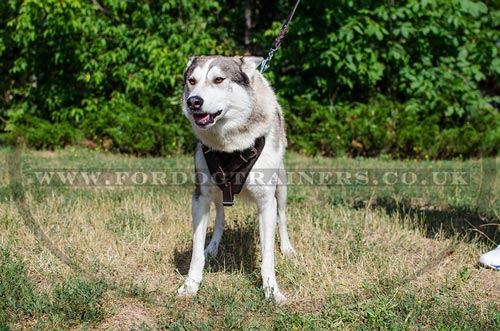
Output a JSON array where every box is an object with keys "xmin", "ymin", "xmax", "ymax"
[
  {"xmin": 366, "ymin": 197, "xmax": 500, "ymax": 244},
  {"xmin": 174, "ymin": 225, "xmax": 258, "ymax": 276}
]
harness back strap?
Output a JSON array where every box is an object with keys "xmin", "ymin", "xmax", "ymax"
[{"xmin": 202, "ymin": 137, "xmax": 265, "ymax": 206}]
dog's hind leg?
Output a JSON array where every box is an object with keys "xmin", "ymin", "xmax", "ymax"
[
  {"xmin": 276, "ymin": 167, "xmax": 296, "ymax": 257},
  {"xmin": 205, "ymin": 194, "xmax": 225, "ymax": 258},
  {"xmin": 178, "ymin": 193, "xmax": 212, "ymax": 297}
]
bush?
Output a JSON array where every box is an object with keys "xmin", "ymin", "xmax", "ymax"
[
  {"xmin": 271, "ymin": 0, "xmax": 500, "ymax": 158},
  {"xmin": 79, "ymin": 93, "xmax": 194, "ymax": 155},
  {"xmin": 1, "ymin": 0, "xmax": 233, "ymax": 154},
  {"xmin": 1, "ymin": 0, "xmax": 499, "ymax": 158}
]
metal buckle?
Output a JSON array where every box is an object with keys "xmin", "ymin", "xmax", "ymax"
[
  {"xmin": 213, "ymin": 170, "xmax": 226, "ymax": 185},
  {"xmin": 239, "ymin": 147, "xmax": 257, "ymax": 163}
]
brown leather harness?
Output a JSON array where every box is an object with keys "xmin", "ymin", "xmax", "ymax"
[{"xmin": 202, "ymin": 137, "xmax": 265, "ymax": 206}]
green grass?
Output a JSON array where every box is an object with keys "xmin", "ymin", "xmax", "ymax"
[
  {"xmin": 0, "ymin": 246, "xmax": 106, "ymax": 329},
  {"xmin": 0, "ymin": 147, "xmax": 499, "ymax": 330}
]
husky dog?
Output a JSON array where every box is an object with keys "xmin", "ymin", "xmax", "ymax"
[{"xmin": 177, "ymin": 56, "xmax": 295, "ymax": 304}]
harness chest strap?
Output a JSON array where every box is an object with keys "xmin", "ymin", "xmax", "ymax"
[{"xmin": 202, "ymin": 137, "xmax": 266, "ymax": 206}]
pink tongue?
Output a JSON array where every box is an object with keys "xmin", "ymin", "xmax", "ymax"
[{"xmin": 194, "ymin": 113, "xmax": 210, "ymax": 124}]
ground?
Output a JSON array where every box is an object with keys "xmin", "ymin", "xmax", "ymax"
[{"xmin": 0, "ymin": 147, "xmax": 499, "ymax": 330}]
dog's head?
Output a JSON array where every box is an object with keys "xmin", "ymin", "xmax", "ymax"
[{"xmin": 181, "ymin": 56, "xmax": 263, "ymax": 130}]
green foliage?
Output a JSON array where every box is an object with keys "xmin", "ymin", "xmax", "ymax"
[
  {"xmin": 270, "ymin": 0, "xmax": 500, "ymax": 157},
  {"xmin": 284, "ymin": 96, "xmax": 500, "ymax": 158},
  {"xmin": 1, "ymin": 0, "xmax": 499, "ymax": 158},
  {"xmin": 1, "ymin": 0, "xmax": 234, "ymax": 154}
]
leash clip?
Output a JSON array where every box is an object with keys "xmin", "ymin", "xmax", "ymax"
[
  {"xmin": 260, "ymin": 47, "xmax": 276, "ymax": 73},
  {"xmin": 259, "ymin": 0, "xmax": 300, "ymax": 73}
]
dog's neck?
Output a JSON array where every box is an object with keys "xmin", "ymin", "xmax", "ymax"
[{"xmin": 193, "ymin": 119, "xmax": 270, "ymax": 153}]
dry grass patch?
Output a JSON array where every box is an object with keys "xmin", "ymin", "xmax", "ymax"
[{"xmin": 0, "ymin": 148, "xmax": 499, "ymax": 330}]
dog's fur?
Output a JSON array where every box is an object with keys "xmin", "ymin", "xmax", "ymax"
[{"xmin": 177, "ymin": 56, "xmax": 295, "ymax": 304}]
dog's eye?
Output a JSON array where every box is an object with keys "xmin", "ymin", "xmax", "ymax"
[
  {"xmin": 188, "ymin": 78, "xmax": 196, "ymax": 86},
  {"xmin": 214, "ymin": 77, "xmax": 225, "ymax": 84}
]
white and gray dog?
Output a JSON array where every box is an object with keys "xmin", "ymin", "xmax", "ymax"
[{"xmin": 177, "ymin": 56, "xmax": 295, "ymax": 304}]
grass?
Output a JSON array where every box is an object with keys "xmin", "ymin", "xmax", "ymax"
[{"xmin": 0, "ymin": 147, "xmax": 499, "ymax": 330}]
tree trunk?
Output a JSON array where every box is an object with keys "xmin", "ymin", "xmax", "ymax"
[{"xmin": 244, "ymin": 0, "xmax": 252, "ymax": 55}]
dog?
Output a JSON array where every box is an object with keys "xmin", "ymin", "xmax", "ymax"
[{"xmin": 177, "ymin": 56, "xmax": 296, "ymax": 304}]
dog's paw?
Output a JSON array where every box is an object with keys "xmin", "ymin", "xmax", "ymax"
[
  {"xmin": 273, "ymin": 291, "xmax": 288, "ymax": 306},
  {"xmin": 264, "ymin": 287, "xmax": 288, "ymax": 305},
  {"xmin": 204, "ymin": 242, "xmax": 219, "ymax": 258},
  {"xmin": 177, "ymin": 278, "xmax": 199, "ymax": 297},
  {"xmin": 280, "ymin": 244, "xmax": 296, "ymax": 257}
]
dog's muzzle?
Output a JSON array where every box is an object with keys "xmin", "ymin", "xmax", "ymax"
[
  {"xmin": 187, "ymin": 96, "xmax": 222, "ymax": 128},
  {"xmin": 191, "ymin": 110, "xmax": 222, "ymax": 127}
]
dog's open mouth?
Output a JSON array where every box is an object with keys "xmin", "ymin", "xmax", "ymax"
[{"xmin": 192, "ymin": 110, "xmax": 222, "ymax": 127}]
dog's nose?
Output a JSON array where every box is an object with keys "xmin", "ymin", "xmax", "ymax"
[{"xmin": 187, "ymin": 96, "xmax": 204, "ymax": 111}]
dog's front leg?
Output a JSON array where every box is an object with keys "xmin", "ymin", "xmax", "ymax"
[
  {"xmin": 258, "ymin": 195, "xmax": 287, "ymax": 305},
  {"xmin": 178, "ymin": 193, "xmax": 211, "ymax": 297}
]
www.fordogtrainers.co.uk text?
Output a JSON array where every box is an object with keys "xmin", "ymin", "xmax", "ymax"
[{"xmin": 27, "ymin": 168, "xmax": 471, "ymax": 187}]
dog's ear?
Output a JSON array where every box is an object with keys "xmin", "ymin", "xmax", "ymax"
[
  {"xmin": 240, "ymin": 56, "xmax": 263, "ymax": 78},
  {"xmin": 185, "ymin": 56, "xmax": 196, "ymax": 72},
  {"xmin": 183, "ymin": 56, "xmax": 197, "ymax": 83}
]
